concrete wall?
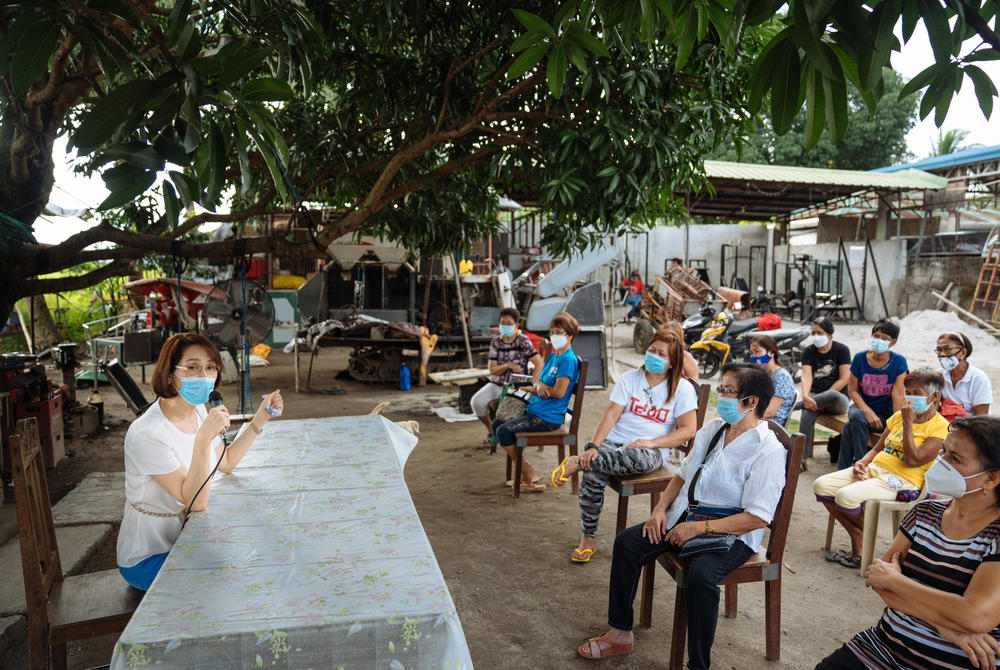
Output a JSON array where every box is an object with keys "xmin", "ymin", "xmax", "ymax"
[{"xmin": 903, "ymin": 255, "xmax": 983, "ymax": 316}]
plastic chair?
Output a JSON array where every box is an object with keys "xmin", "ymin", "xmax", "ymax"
[
  {"xmin": 11, "ymin": 418, "xmax": 142, "ymax": 670},
  {"xmin": 823, "ymin": 489, "xmax": 929, "ymax": 574}
]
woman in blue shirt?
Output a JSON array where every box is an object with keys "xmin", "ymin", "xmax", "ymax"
[
  {"xmin": 492, "ymin": 311, "xmax": 580, "ymax": 492},
  {"xmin": 748, "ymin": 335, "xmax": 795, "ymax": 426}
]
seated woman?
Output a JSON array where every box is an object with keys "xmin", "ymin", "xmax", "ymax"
[
  {"xmin": 550, "ymin": 323, "xmax": 698, "ymax": 563},
  {"xmin": 491, "ymin": 312, "xmax": 580, "ymax": 492},
  {"xmin": 813, "ymin": 369, "xmax": 949, "ymax": 569},
  {"xmin": 795, "ymin": 317, "xmax": 851, "ymax": 457},
  {"xmin": 116, "ymin": 332, "xmax": 283, "ymax": 591},
  {"xmin": 470, "ymin": 307, "xmax": 543, "ymax": 438},
  {"xmin": 748, "ymin": 335, "xmax": 795, "ymax": 426},
  {"xmin": 576, "ymin": 363, "xmax": 786, "ymax": 667},
  {"xmin": 936, "ymin": 331, "xmax": 992, "ymax": 417},
  {"xmin": 815, "ymin": 416, "xmax": 1000, "ymax": 670}
]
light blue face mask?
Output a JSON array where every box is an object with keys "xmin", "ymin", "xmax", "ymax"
[
  {"xmin": 499, "ymin": 324, "xmax": 516, "ymax": 338},
  {"xmin": 905, "ymin": 394, "xmax": 931, "ymax": 414},
  {"xmin": 644, "ymin": 352, "xmax": 667, "ymax": 373},
  {"xmin": 177, "ymin": 377, "xmax": 215, "ymax": 406},
  {"xmin": 717, "ymin": 396, "xmax": 750, "ymax": 425},
  {"xmin": 869, "ymin": 337, "xmax": 890, "ymax": 354}
]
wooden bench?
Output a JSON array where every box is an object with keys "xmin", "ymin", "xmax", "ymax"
[{"xmin": 813, "ymin": 412, "xmax": 882, "ymax": 459}]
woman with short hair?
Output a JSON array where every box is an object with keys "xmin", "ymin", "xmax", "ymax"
[
  {"xmin": 576, "ymin": 363, "xmax": 786, "ymax": 668},
  {"xmin": 936, "ymin": 331, "xmax": 992, "ymax": 417},
  {"xmin": 816, "ymin": 415, "xmax": 1000, "ymax": 670},
  {"xmin": 116, "ymin": 332, "xmax": 283, "ymax": 591},
  {"xmin": 796, "ymin": 317, "xmax": 851, "ymax": 457},
  {"xmin": 550, "ymin": 323, "xmax": 698, "ymax": 563}
]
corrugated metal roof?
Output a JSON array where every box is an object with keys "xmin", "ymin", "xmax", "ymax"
[
  {"xmin": 871, "ymin": 144, "xmax": 1000, "ymax": 173},
  {"xmin": 704, "ymin": 160, "xmax": 947, "ymax": 189}
]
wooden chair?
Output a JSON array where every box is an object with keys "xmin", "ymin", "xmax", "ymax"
[
  {"xmin": 11, "ymin": 418, "xmax": 142, "ymax": 670},
  {"xmin": 508, "ymin": 359, "xmax": 589, "ymax": 498},
  {"xmin": 607, "ymin": 381, "xmax": 711, "ymax": 628},
  {"xmin": 658, "ymin": 421, "xmax": 806, "ymax": 669}
]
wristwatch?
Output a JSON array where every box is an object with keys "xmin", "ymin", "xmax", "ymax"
[{"xmin": 585, "ymin": 442, "xmax": 599, "ymax": 451}]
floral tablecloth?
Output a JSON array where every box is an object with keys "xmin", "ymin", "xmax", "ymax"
[{"xmin": 111, "ymin": 415, "xmax": 474, "ymax": 670}]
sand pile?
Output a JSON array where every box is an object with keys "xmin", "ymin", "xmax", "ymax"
[{"xmin": 897, "ymin": 309, "xmax": 1000, "ymax": 359}]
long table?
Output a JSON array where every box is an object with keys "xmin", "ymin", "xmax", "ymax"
[{"xmin": 111, "ymin": 415, "xmax": 474, "ymax": 669}]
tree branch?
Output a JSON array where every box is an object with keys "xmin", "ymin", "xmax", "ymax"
[
  {"xmin": 956, "ymin": 1, "xmax": 1000, "ymax": 50},
  {"xmin": 23, "ymin": 260, "xmax": 134, "ymax": 296}
]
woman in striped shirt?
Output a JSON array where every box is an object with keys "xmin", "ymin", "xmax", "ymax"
[{"xmin": 815, "ymin": 415, "xmax": 1000, "ymax": 670}]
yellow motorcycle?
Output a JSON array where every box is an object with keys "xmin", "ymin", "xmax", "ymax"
[{"xmin": 688, "ymin": 308, "xmax": 760, "ymax": 378}]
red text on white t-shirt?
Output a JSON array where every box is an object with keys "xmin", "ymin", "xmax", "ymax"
[{"xmin": 628, "ymin": 397, "xmax": 670, "ymax": 423}]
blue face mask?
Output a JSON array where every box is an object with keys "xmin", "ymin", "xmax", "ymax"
[
  {"xmin": 176, "ymin": 377, "xmax": 215, "ymax": 406},
  {"xmin": 499, "ymin": 325, "xmax": 516, "ymax": 338},
  {"xmin": 870, "ymin": 337, "xmax": 890, "ymax": 354},
  {"xmin": 644, "ymin": 352, "xmax": 667, "ymax": 373},
  {"xmin": 905, "ymin": 394, "xmax": 931, "ymax": 414},
  {"xmin": 750, "ymin": 353, "xmax": 771, "ymax": 368},
  {"xmin": 717, "ymin": 396, "xmax": 750, "ymax": 425}
]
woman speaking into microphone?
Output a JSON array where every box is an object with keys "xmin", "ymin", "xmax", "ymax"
[{"xmin": 116, "ymin": 332, "xmax": 283, "ymax": 591}]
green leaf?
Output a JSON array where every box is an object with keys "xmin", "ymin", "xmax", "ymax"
[
  {"xmin": 934, "ymin": 68, "xmax": 958, "ymax": 126},
  {"xmin": 204, "ymin": 121, "xmax": 227, "ymax": 204},
  {"xmin": 918, "ymin": 0, "xmax": 953, "ymax": 64},
  {"xmin": 547, "ymin": 43, "xmax": 567, "ymax": 97},
  {"xmin": 241, "ymin": 77, "xmax": 295, "ymax": 101},
  {"xmin": 220, "ymin": 44, "xmax": 270, "ymax": 84},
  {"xmin": 168, "ymin": 170, "xmax": 202, "ymax": 206},
  {"xmin": 176, "ymin": 21, "xmax": 202, "ymax": 65},
  {"xmin": 245, "ymin": 106, "xmax": 290, "ymax": 168},
  {"xmin": 899, "ymin": 63, "xmax": 939, "ymax": 99},
  {"xmin": 675, "ymin": 8, "xmax": 699, "ymax": 71},
  {"xmin": 771, "ymin": 44, "xmax": 802, "ymax": 135},
  {"xmin": 162, "ymin": 181, "xmax": 180, "ymax": 228},
  {"xmin": 166, "ymin": 0, "xmax": 193, "ymax": 46},
  {"xmin": 565, "ymin": 22, "xmax": 609, "ymax": 57},
  {"xmin": 242, "ymin": 123, "xmax": 288, "ymax": 201},
  {"xmin": 564, "ymin": 40, "xmax": 588, "ymax": 72},
  {"xmin": 233, "ymin": 121, "xmax": 251, "ymax": 195},
  {"xmin": 9, "ymin": 17, "xmax": 60, "ymax": 94},
  {"xmin": 508, "ymin": 43, "xmax": 547, "ymax": 79},
  {"xmin": 965, "ymin": 48, "xmax": 1000, "ymax": 63},
  {"xmin": 72, "ymin": 80, "xmax": 153, "ymax": 153},
  {"xmin": 823, "ymin": 69, "xmax": 848, "ymax": 144},
  {"xmin": 511, "ymin": 29, "xmax": 544, "ymax": 53},
  {"xmin": 98, "ymin": 166, "xmax": 156, "ymax": 210},
  {"xmin": 901, "ymin": 0, "xmax": 920, "ymax": 41},
  {"xmin": 793, "ymin": 0, "xmax": 833, "ymax": 78},
  {"xmin": 596, "ymin": 166, "xmax": 617, "ymax": 177},
  {"xmin": 804, "ymin": 65, "xmax": 825, "ymax": 149},
  {"xmin": 748, "ymin": 27, "xmax": 793, "ymax": 113},
  {"xmin": 99, "ymin": 142, "xmax": 165, "ymax": 172},
  {"xmin": 966, "ymin": 64, "xmax": 997, "ymax": 119},
  {"xmin": 511, "ymin": 9, "xmax": 554, "ymax": 36}
]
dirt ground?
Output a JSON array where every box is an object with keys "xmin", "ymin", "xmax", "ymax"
[{"xmin": 1, "ymin": 345, "xmax": 893, "ymax": 669}]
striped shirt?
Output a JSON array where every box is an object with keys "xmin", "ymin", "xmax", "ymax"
[{"xmin": 845, "ymin": 500, "xmax": 1000, "ymax": 669}]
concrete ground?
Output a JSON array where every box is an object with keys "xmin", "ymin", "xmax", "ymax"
[{"xmin": 0, "ymin": 329, "xmax": 901, "ymax": 669}]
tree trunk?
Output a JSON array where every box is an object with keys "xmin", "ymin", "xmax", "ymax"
[{"xmin": 26, "ymin": 295, "xmax": 63, "ymax": 351}]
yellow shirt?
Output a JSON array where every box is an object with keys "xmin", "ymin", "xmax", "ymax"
[{"xmin": 871, "ymin": 411, "xmax": 950, "ymax": 487}]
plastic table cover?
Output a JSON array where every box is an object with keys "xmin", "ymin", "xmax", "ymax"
[{"xmin": 110, "ymin": 415, "xmax": 474, "ymax": 670}]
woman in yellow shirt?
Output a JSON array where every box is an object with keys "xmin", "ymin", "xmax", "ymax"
[{"xmin": 814, "ymin": 369, "xmax": 949, "ymax": 568}]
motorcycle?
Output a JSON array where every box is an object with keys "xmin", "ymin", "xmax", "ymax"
[
  {"xmin": 689, "ymin": 309, "xmax": 811, "ymax": 379},
  {"xmin": 681, "ymin": 302, "xmax": 716, "ymax": 346}
]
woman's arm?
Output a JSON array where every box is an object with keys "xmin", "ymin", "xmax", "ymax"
[
  {"xmin": 868, "ymin": 557, "xmax": 1000, "ymax": 634},
  {"xmin": 590, "ymin": 402, "xmax": 626, "ymax": 445},
  {"xmin": 535, "ymin": 375, "xmax": 571, "ymax": 399},
  {"xmin": 899, "ymin": 416, "xmax": 942, "ymax": 468},
  {"xmin": 971, "ymin": 403, "xmax": 991, "ymax": 416},
  {"xmin": 847, "ymin": 374, "xmax": 867, "ymax": 410},
  {"xmin": 830, "ymin": 363, "xmax": 851, "ymax": 393},
  {"xmin": 664, "ymin": 511, "xmax": 768, "ymax": 546},
  {"xmin": 488, "ymin": 359, "xmax": 509, "ymax": 376},
  {"xmin": 218, "ymin": 391, "xmax": 282, "ymax": 473},
  {"xmin": 890, "ymin": 373, "xmax": 906, "ymax": 412},
  {"xmin": 800, "ymin": 365, "xmax": 814, "ymax": 398},
  {"xmin": 626, "ymin": 410, "xmax": 697, "ymax": 451},
  {"xmin": 763, "ymin": 396, "xmax": 782, "ymax": 419},
  {"xmin": 643, "ymin": 475, "xmax": 686, "ymax": 543},
  {"xmin": 527, "ymin": 353, "xmax": 544, "ymax": 382},
  {"xmin": 682, "ymin": 351, "xmax": 699, "ymax": 381}
]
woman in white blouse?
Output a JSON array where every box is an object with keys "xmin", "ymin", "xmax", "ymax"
[
  {"xmin": 935, "ymin": 332, "xmax": 992, "ymax": 416},
  {"xmin": 116, "ymin": 332, "xmax": 283, "ymax": 591},
  {"xmin": 576, "ymin": 363, "xmax": 786, "ymax": 667}
]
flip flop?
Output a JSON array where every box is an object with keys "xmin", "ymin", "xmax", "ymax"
[
  {"xmin": 577, "ymin": 634, "xmax": 632, "ymax": 659},
  {"xmin": 517, "ymin": 483, "xmax": 546, "ymax": 493},
  {"xmin": 825, "ymin": 549, "xmax": 850, "ymax": 563},
  {"xmin": 571, "ymin": 548, "xmax": 596, "ymax": 563},
  {"xmin": 551, "ymin": 457, "xmax": 572, "ymax": 488},
  {"xmin": 505, "ymin": 477, "xmax": 541, "ymax": 488},
  {"xmin": 837, "ymin": 553, "xmax": 861, "ymax": 569}
]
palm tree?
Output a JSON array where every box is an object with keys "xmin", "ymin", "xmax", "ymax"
[{"xmin": 929, "ymin": 128, "xmax": 980, "ymax": 157}]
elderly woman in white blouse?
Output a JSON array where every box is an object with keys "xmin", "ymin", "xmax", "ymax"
[
  {"xmin": 936, "ymin": 332, "xmax": 992, "ymax": 416},
  {"xmin": 576, "ymin": 363, "xmax": 787, "ymax": 669}
]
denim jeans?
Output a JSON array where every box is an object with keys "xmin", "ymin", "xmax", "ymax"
[
  {"xmin": 838, "ymin": 404, "xmax": 893, "ymax": 469},
  {"xmin": 491, "ymin": 413, "xmax": 560, "ymax": 448},
  {"xmin": 624, "ymin": 294, "xmax": 642, "ymax": 318},
  {"xmin": 607, "ymin": 522, "xmax": 754, "ymax": 670},
  {"xmin": 795, "ymin": 389, "xmax": 849, "ymax": 458}
]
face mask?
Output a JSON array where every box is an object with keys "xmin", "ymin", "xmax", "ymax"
[
  {"xmin": 939, "ymin": 355, "xmax": 960, "ymax": 371},
  {"xmin": 905, "ymin": 395, "xmax": 930, "ymax": 414},
  {"xmin": 644, "ymin": 352, "xmax": 667, "ymax": 373},
  {"xmin": 924, "ymin": 457, "xmax": 991, "ymax": 498},
  {"xmin": 812, "ymin": 334, "xmax": 830, "ymax": 348},
  {"xmin": 499, "ymin": 325, "xmax": 516, "ymax": 338},
  {"xmin": 750, "ymin": 354, "xmax": 771, "ymax": 368},
  {"xmin": 869, "ymin": 338, "xmax": 890, "ymax": 354},
  {"xmin": 717, "ymin": 396, "xmax": 751, "ymax": 425},
  {"xmin": 550, "ymin": 334, "xmax": 569, "ymax": 350},
  {"xmin": 176, "ymin": 377, "xmax": 215, "ymax": 406}
]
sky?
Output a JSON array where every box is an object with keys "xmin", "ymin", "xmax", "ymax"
[{"xmin": 34, "ymin": 15, "xmax": 1000, "ymax": 246}]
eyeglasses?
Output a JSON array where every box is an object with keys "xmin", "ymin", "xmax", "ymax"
[
  {"xmin": 934, "ymin": 346, "xmax": 963, "ymax": 355},
  {"xmin": 175, "ymin": 364, "xmax": 220, "ymax": 377},
  {"xmin": 717, "ymin": 385, "xmax": 741, "ymax": 398}
]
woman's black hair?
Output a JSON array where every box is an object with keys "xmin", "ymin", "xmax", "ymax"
[
  {"xmin": 813, "ymin": 317, "xmax": 835, "ymax": 335},
  {"xmin": 872, "ymin": 318, "xmax": 900, "ymax": 340},
  {"xmin": 720, "ymin": 362, "xmax": 774, "ymax": 418},
  {"xmin": 947, "ymin": 416, "xmax": 1000, "ymax": 506},
  {"xmin": 940, "ymin": 332, "xmax": 973, "ymax": 358}
]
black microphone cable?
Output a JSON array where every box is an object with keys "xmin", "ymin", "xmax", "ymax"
[{"xmin": 181, "ymin": 391, "xmax": 230, "ymax": 528}]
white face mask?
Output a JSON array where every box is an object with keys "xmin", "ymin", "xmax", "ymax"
[
  {"xmin": 812, "ymin": 334, "xmax": 830, "ymax": 348},
  {"xmin": 924, "ymin": 457, "xmax": 991, "ymax": 499},
  {"xmin": 550, "ymin": 334, "xmax": 569, "ymax": 350},
  {"xmin": 939, "ymin": 355, "xmax": 961, "ymax": 371}
]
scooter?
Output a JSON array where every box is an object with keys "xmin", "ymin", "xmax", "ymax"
[
  {"xmin": 689, "ymin": 309, "xmax": 810, "ymax": 379},
  {"xmin": 681, "ymin": 302, "xmax": 716, "ymax": 346}
]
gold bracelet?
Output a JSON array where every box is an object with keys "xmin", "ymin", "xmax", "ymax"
[
  {"xmin": 248, "ymin": 421, "xmax": 262, "ymax": 434},
  {"xmin": 705, "ymin": 519, "xmax": 713, "ymax": 535}
]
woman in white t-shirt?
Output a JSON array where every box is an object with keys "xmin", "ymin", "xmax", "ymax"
[
  {"xmin": 551, "ymin": 323, "xmax": 698, "ymax": 562},
  {"xmin": 116, "ymin": 332, "xmax": 283, "ymax": 591},
  {"xmin": 935, "ymin": 332, "xmax": 992, "ymax": 416}
]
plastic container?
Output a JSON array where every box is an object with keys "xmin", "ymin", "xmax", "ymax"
[{"xmin": 399, "ymin": 364, "xmax": 411, "ymax": 391}]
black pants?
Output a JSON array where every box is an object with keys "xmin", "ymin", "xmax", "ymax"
[
  {"xmin": 814, "ymin": 644, "xmax": 868, "ymax": 670},
  {"xmin": 608, "ymin": 522, "xmax": 754, "ymax": 670}
]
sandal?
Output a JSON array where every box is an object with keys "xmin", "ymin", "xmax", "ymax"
[
  {"xmin": 577, "ymin": 633, "xmax": 633, "ymax": 659},
  {"xmin": 571, "ymin": 548, "xmax": 597, "ymax": 563},
  {"xmin": 506, "ymin": 477, "xmax": 541, "ymax": 488},
  {"xmin": 837, "ymin": 552, "xmax": 861, "ymax": 569},
  {"xmin": 551, "ymin": 457, "xmax": 572, "ymax": 489},
  {"xmin": 825, "ymin": 549, "xmax": 850, "ymax": 563}
]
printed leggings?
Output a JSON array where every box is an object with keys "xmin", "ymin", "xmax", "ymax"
[{"xmin": 579, "ymin": 442, "xmax": 664, "ymax": 538}]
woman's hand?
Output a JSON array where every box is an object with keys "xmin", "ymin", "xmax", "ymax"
[
  {"xmin": 853, "ymin": 460, "xmax": 870, "ymax": 481},
  {"xmin": 802, "ymin": 395, "xmax": 819, "ymax": 412},
  {"xmin": 665, "ymin": 521, "xmax": 702, "ymax": 546},
  {"xmin": 197, "ymin": 404, "xmax": 230, "ymax": 444},
  {"xmin": 255, "ymin": 389, "xmax": 283, "ymax": 423},
  {"xmin": 625, "ymin": 438, "xmax": 658, "ymax": 450},
  {"xmin": 901, "ymin": 398, "xmax": 915, "ymax": 424},
  {"xmin": 578, "ymin": 448, "xmax": 599, "ymax": 471},
  {"xmin": 532, "ymin": 382, "xmax": 548, "ymax": 398},
  {"xmin": 508, "ymin": 362, "xmax": 523, "ymax": 374},
  {"xmin": 865, "ymin": 552, "xmax": 903, "ymax": 590},
  {"xmin": 937, "ymin": 624, "xmax": 1000, "ymax": 669},
  {"xmin": 864, "ymin": 407, "xmax": 884, "ymax": 430},
  {"xmin": 642, "ymin": 507, "xmax": 669, "ymax": 544}
]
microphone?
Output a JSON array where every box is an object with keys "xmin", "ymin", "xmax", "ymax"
[{"xmin": 208, "ymin": 390, "xmax": 229, "ymax": 446}]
